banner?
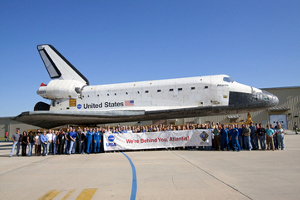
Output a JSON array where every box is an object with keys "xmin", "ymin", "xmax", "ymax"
[{"xmin": 104, "ymin": 129, "xmax": 212, "ymax": 151}]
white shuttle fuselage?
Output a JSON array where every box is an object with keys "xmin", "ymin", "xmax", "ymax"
[
  {"xmin": 14, "ymin": 45, "xmax": 279, "ymax": 128},
  {"xmin": 39, "ymin": 75, "xmax": 251, "ymax": 112}
]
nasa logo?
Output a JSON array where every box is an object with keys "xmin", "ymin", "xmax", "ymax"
[
  {"xmin": 106, "ymin": 143, "xmax": 117, "ymax": 147},
  {"xmin": 77, "ymin": 104, "xmax": 82, "ymax": 109},
  {"xmin": 108, "ymin": 135, "xmax": 115, "ymax": 142},
  {"xmin": 200, "ymin": 131, "xmax": 209, "ymax": 142}
]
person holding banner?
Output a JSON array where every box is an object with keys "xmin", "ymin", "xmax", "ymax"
[
  {"xmin": 209, "ymin": 124, "xmax": 214, "ymax": 150},
  {"xmin": 120, "ymin": 126, "xmax": 127, "ymax": 133},
  {"xmin": 127, "ymin": 126, "xmax": 133, "ymax": 133},
  {"xmin": 114, "ymin": 127, "xmax": 120, "ymax": 134},
  {"xmin": 106, "ymin": 126, "xmax": 111, "ymax": 133},
  {"xmin": 142, "ymin": 126, "xmax": 147, "ymax": 132},
  {"xmin": 204, "ymin": 124, "xmax": 212, "ymax": 150}
]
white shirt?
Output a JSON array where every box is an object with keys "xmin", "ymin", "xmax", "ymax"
[
  {"xmin": 35, "ymin": 135, "xmax": 41, "ymax": 145},
  {"xmin": 46, "ymin": 133, "xmax": 53, "ymax": 142},
  {"xmin": 52, "ymin": 134, "xmax": 57, "ymax": 143}
]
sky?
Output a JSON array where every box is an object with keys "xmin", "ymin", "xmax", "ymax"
[{"xmin": 0, "ymin": 0, "xmax": 299, "ymax": 117}]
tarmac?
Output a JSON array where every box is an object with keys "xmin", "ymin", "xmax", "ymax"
[{"xmin": 0, "ymin": 130, "xmax": 299, "ymax": 200}]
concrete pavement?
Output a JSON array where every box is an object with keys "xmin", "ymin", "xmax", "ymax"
[{"xmin": 0, "ymin": 131, "xmax": 299, "ymax": 199}]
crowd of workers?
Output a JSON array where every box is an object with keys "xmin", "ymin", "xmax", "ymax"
[{"xmin": 8, "ymin": 121, "xmax": 286, "ymax": 157}]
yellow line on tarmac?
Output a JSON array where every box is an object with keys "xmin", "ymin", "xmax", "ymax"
[
  {"xmin": 38, "ymin": 190, "xmax": 61, "ymax": 200},
  {"xmin": 76, "ymin": 188, "xmax": 97, "ymax": 200},
  {"xmin": 62, "ymin": 189, "xmax": 75, "ymax": 200}
]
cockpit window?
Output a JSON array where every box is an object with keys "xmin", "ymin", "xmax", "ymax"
[{"xmin": 223, "ymin": 77, "xmax": 234, "ymax": 83}]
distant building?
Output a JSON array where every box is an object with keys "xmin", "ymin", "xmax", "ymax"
[{"xmin": 0, "ymin": 117, "xmax": 40, "ymax": 139}]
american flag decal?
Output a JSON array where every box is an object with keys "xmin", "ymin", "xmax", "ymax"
[{"xmin": 125, "ymin": 100, "xmax": 134, "ymax": 106}]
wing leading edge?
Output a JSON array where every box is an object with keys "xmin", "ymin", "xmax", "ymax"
[{"xmin": 13, "ymin": 110, "xmax": 146, "ymax": 129}]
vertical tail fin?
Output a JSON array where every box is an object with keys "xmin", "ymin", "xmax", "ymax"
[{"xmin": 37, "ymin": 44, "xmax": 89, "ymax": 85}]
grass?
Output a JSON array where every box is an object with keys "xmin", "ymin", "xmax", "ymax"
[{"xmin": 0, "ymin": 137, "xmax": 10, "ymax": 141}]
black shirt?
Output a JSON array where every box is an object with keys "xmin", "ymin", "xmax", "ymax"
[
  {"xmin": 28, "ymin": 135, "xmax": 34, "ymax": 143},
  {"xmin": 57, "ymin": 133, "xmax": 65, "ymax": 143},
  {"xmin": 257, "ymin": 128, "xmax": 266, "ymax": 136},
  {"xmin": 22, "ymin": 135, "xmax": 28, "ymax": 144},
  {"xmin": 81, "ymin": 132, "xmax": 86, "ymax": 141}
]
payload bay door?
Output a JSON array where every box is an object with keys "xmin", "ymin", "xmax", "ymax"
[{"xmin": 270, "ymin": 115, "xmax": 287, "ymax": 129}]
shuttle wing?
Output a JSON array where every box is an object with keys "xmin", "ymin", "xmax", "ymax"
[
  {"xmin": 13, "ymin": 104, "xmax": 262, "ymax": 129},
  {"xmin": 14, "ymin": 110, "xmax": 145, "ymax": 128}
]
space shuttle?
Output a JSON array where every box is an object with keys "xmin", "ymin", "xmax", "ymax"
[{"xmin": 14, "ymin": 44, "xmax": 279, "ymax": 128}]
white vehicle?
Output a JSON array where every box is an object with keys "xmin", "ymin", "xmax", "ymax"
[{"xmin": 14, "ymin": 45, "xmax": 279, "ymax": 128}]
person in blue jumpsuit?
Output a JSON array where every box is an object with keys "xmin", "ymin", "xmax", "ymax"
[
  {"xmin": 221, "ymin": 124, "xmax": 229, "ymax": 151},
  {"xmin": 86, "ymin": 128, "xmax": 93, "ymax": 154},
  {"xmin": 229, "ymin": 124, "xmax": 241, "ymax": 151},
  {"xmin": 93, "ymin": 127, "xmax": 101, "ymax": 153}
]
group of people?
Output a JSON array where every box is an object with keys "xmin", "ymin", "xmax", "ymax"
[
  {"xmin": 9, "ymin": 127, "xmax": 105, "ymax": 157},
  {"xmin": 212, "ymin": 122, "xmax": 285, "ymax": 151},
  {"xmin": 8, "ymin": 121, "xmax": 286, "ymax": 157}
]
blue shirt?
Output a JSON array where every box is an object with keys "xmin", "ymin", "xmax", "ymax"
[
  {"xmin": 86, "ymin": 131, "xmax": 93, "ymax": 140},
  {"xmin": 94, "ymin": 131, "xmax": 100, "ymax": 141},
  {"xmin": 230, "ymin": 128, "xmax": 239, "ymax": 139},
  {"xmin": 266, "ymin": 128, "xmax": 274, "ymax": 136},
  {"xmin": 221, "ymin": 128, "xmax": 229, "ymax": 138},
  {"xmin": 69, "ymin": 131, "xmax": 77, "ymax": 140},
  {"xmin": 238, "ymin": 128, "xmax": 243, "ymax": 136},
  {"xmin": 40, "ymin": 134, "xmax": 48, "ymax": 143},
  {"xmin": 271, "ymin": 128, "xmax": 276, "ymax": 137},
  {"xmin": 249, "ymin": 125, "xmax": 256, "ymax": 134}
]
